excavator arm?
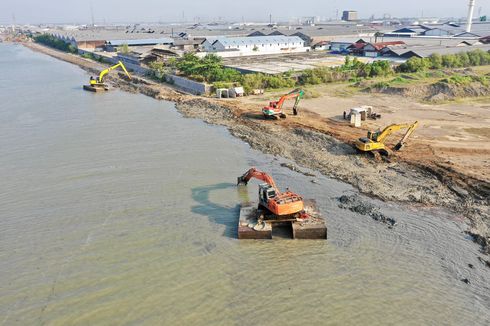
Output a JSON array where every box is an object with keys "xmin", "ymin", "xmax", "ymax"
[
  {"xmin": 276, "ymin": 89, "xmax": 304, "ymax": 111},
  {"xmin": 375, "ymin": 124, "xmax": 410, "ymax": 143},
  {"xmin": 394, "ymin": 121, "xmax": 418, "ymax": 150},
  {"xmin": 237, "ymin": 168, "xmax": 279, "ymax": 193},
  {"xmin": 97, "ymin": 61, "xmax": 132, "ymax": 83}
]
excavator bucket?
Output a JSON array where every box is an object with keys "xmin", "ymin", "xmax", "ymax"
[
  {"xmin": 237, "ymin": 176, "xmax": 247, "ymax": 185},
  {"xmin": 394, "ymin": 143, "xmax": 404, "ymax": 151}
]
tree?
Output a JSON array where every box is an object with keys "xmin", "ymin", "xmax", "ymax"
[
  {"xmin": 457, "ymin": 52, "xmax": 470, "ymax": 67},
  {"xmin": 428, "ymin": 53, "xmax": 443, "ymax": 69},
  {"xmin": 397, "ymin": 57, "xmax": 429, "ymax": 73}
]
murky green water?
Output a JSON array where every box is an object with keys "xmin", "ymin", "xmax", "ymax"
[{"xmin": 0, "ymin": 44, "xmax": 489, "ymax": 325}]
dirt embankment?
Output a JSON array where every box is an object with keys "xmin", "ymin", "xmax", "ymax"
[
  {"xmin": 23, "ymin": 42, "xmax": 490, "ymax": 254},
  {"xmin": 366, "ymin": 70, "xmax": 490, "ymax": 103},
  {"xmin": 174, "ymin": 98, "xmax": 489, "ymax": 251},
  {"xmin": 370, "ymin": 82, "xmax": 490, "ymax": 103}
]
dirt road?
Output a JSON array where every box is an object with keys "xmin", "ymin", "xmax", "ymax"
[{"xmin": 22, "ymin": 41, "xmax": 490, "ymax": 254}]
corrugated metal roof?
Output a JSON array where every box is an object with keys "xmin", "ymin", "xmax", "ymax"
[
  {"xmin": 214, "ymin": 36, "xmax": 305, "ymax": 46},
  {"xmin": 106, "ymin": 38, "xmax": 174, "ymax": 46},
  {"xmin": 387, "ymin": 44, "xmax": 490, "ymax": 58}
]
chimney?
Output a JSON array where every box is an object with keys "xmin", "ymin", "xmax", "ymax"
[{"xmin": 466, "ymin": 0, "xmax": 476, "ymax": 33}]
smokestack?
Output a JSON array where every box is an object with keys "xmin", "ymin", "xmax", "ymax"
[{"xmin": 466, "ymin": 0, "xmax": 476, "ymax": 33}]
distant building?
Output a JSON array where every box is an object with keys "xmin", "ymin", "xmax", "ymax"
[
  {"xmin": 247, "ymin": 31, "xmax": 266, "ymax": 37},
  {"xmin": 480, "ymin": 35, "xmax": 490, "ymax": 43},
  {"xmin": 312, "ymin": 41, "xmax": 330, "ymax": 51},
  {"xmin": 342, "ymin": 11, "xmax": 358, "ymax": 22},
  {"xmin": 301, "ymin": 17, "xmax": 318, "ymax": 26},
  {"xmin": 330, "ymin": 38, "xmax": 366, "ymax": 53}
]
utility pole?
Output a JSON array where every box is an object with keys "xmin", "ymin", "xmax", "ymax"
[
  {"xmin": 11, "ymin": 13, "xmax": 16, "ymax": 33},
  {"xmin": 90, "ymin": 3, "xmax": 95, "ymax": 26},
  {"xmin": 269, "ymin": 14, "xmax": 272, "ymax": 25},
  {"xmin": 466, "ymin": 0, "xmax": 476, "ymax": 33}
]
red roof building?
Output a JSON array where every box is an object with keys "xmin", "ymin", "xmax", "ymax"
[{"xmin": 362, "ymin": 41, "xmax": 405, "ymax": 57}]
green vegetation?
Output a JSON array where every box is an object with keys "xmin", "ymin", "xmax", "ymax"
[
  {"xmin": 118, "ymin": 43, "xmax": 130, "ymax": 54},
  {"xmin": 172, "ymin": 53, "xmax": 242, "ymax": 83},
  {"xmin": 33, "ymin": 34, "xmax": 77, "ymax": 53},
  {"xmin": 397, "ymin": 50, "xmax": 490, "ymax": 73},
  {"xmin": 80, "ymin": 52, "xmax": 106, "ymax": 63},
  {"xmin": 147, "ymin": 54, "xmax": 396, "ymax": 94},
  {"xmin": 298, "ymin": 57, "xmax": 394, "ymax": 85},
  {"xmin": 438, "ymin": 74, "xmax": 489, "ymax": 87}
]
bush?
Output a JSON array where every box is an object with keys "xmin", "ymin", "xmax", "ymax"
[
  {"xmin": 397, "ymin": 57, "xmax": 430, "ymax": 73},
  {"xmin": 118, "ymin": 43, "xmax": 130, "ymax": 54},
  {"xmin": 428, "ymin": 53, "xmax": 443, "ymax": 69},
  {"xmin": 241, "ymin": 74, "xmax": 265, "ymax": 93}
]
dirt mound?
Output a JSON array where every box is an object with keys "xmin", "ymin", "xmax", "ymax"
[{"xmin": 368, "ymin": 81, "xmax": 490, "ymax": 102}]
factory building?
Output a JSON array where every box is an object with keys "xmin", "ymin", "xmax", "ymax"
[
  {"xmin": 105, "ymin": 38, "xmax": 174, "ymax": 52},
  {"xmin": 342, "ymin": 11, "xmax": 358, "ymax": 22}
]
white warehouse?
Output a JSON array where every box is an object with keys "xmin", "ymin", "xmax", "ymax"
[{"xmin": 201, "ymin": 36, "xmax": 309, "ymax": 57}]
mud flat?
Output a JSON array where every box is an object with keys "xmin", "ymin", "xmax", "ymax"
[{"xmin": 22, "ymin": 42, "xmax": 490, "ymax": 254}]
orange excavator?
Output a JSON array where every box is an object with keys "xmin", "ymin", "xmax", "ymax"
[
  {"xmin": 262, "ymin": 89, "xmax": 304, "ymax": 119},
  {"xmin": 237, "ymin": 168, "xmax": 304, "ymax": 217}
]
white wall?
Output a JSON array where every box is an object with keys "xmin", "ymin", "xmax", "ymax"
[
  {"xmin": 197, "ymin": 46, "xmax": 309, "ymax": 58},
  {"xmin": 211, "ymin": 40, "xmax": 306, "ymax": 54}
]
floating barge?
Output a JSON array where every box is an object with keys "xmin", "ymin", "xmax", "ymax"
[
  {"xmin": 238, "ymin": 200, "xmax": 327, "ymax": 240},
  {"xmin": 83, "ymin": 84, "xmax": 108, "ymax": 92}
]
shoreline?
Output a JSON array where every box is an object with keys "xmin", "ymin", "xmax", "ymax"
[{"xmin": 20, "ymin": 41, "xmax": 490, "ymax": 254}]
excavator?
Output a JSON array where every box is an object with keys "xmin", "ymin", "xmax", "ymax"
[
  {"xmin": 83, "ymin": 61, "xmax": 131, "ymax": 92},
  {"xmin": 237, "ymin": 168, "xmax": 304, "ymax": 218},
  {"xmin": 262, "ymin": 89, "xmax": 304, "ymax": 119},
  {"xmin": 355, "ymin": 121, "xmax": 419, "ymax": 157}
]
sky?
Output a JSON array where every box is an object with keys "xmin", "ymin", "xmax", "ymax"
[{"xmin": 1, "ymin": 0, "xmax": 489, "ymax": 24}]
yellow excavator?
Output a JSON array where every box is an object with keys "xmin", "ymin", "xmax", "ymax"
[
  {"xmin": 355, "ymin": 121, "xmax": 419, "ymax": 157},
  {"xmin": 83, "ymin": 61, "xmax": 131, "ymax": 92}
]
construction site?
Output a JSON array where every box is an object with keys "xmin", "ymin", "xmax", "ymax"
[{"xmin": 19, "ymin": 39, "xmax": 490, "ymax": 247}]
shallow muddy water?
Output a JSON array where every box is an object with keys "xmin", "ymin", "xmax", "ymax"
[{"xmin": 0, "ymin": 44, "xmax": 489, "ymax": 325}]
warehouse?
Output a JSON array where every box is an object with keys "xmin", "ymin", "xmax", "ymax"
[
  {"xmin": 105, "ymin": 38, "xmax": 174, "ymax": 52},
  {"xmin": 202, "ymin": 36, "xmax": 308, "ymax": 56},
  {"xmin": 382, "ymin": 44, "xmax": 490, "ymax": 59}
]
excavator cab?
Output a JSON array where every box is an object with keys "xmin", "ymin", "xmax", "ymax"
[
  {"xmin": 258, "ymin": 184, "xmax": 277, "ymax": 207},
  {"xmin": 367, "ymin": 130, "xmax": 382, "ymax": 141}
]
